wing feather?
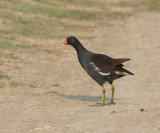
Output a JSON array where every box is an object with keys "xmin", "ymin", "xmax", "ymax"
[
  {"xmin": 91, "ymin": 54, "xmax": 131, "ymax": 74},
  {"xmin": 91, "ymin": 54, "xmax": 115, "ymax": 73}
]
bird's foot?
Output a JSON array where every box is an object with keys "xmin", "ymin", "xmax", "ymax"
[
  {"xmin": 107, "ymin": 101, "xmax": 116, "ymax": 105},
  {"xmin": 89, "ymin": 103, "xmax": 106, "ymax": 107}
]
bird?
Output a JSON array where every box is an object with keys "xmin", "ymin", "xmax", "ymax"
[{"xmin": 61, "ymin": 36, "xmax": 134, "ymax": 106}]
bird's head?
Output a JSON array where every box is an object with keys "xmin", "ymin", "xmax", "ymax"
[{"xmin": 61, "ymin": 36, "xmax": 78, "ymax": 47}]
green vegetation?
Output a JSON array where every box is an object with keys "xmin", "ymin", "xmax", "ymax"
[
  {"xmin": 27, "ymin": 81, "xmax": 37, "ymax": 88},
  {"xmin": 0, "ymin": 72, "xmax": 10, "ymax": 80},
  {"xmin": 53, "ymin": 83, "xmax": 60, "ymax": 87},
  {"xmin": 0, "ymin": 0, "xmax": 130, "ymax": 40},
  {"xmin": 0, "ymin": 52, "xmax": 18, "ymax": 59},
  {"xmin": 0, "ymin": 41, "xmax": 35, "ymax": 49},
  {"xmin": 145, "ymin": 0, "xmax": 160, "ymax": 11},
  {"xmin": 0, "ymin": 83, "xmax": 4, "ymax": 88},
  {"xmin": 4, "ymin": 53, "xmax": 18, "ymax": 59},
  {"xmin": 0, "ymin": 0, "xmax": 159, "ymax": 40},
  {"xmin": 9, "ymin": 81, "xmax": 20, "ymax": 87},
  {"xmin": 114, "ymin": 0, "xmax": 160, "ymax": 12}
]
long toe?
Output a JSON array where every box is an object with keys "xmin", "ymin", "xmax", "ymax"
[
  {"xmin": 89, "ymin": 103, "xmax": 106, "ymax": 107},
  {"xmin": 107, "ymin": 101, "xmax": 116, "ymax": 105}
]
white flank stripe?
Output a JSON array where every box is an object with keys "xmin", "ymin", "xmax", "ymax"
[
  {"xmin": 99, "ymin": 72, "xmax": 111, "ymax": 76},
  {"xmin": 90, "ymin": 62, "xmax": 110, "ymax": 76},
  {"xmin": 90, "ymin": 62, "xmax": 100, "ymax": 71}
]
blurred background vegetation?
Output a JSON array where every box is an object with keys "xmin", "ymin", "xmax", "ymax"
[{"xmin": 0, "ymin": 0, "xmax": 160, "ymax": 41}]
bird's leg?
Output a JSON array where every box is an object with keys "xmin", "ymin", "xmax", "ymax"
[
  {"xmin": 89, "ymin": 86, "xmax": 106, "ymax": 107},
  {"xmin": 109, "ymin": 83, "xmax": 116, "ymax": 104},
  {"xmin": 101, "ymin": 85, "xmax": 105, "ymax": 106},
  {"xmin": 111, "ymin": 83, "xmax": 115, "ymax": 103}
]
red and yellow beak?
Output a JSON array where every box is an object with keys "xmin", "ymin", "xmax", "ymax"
[{"xmin": 61, "ymin": 39, "xmax": 67, "ymax": 46}]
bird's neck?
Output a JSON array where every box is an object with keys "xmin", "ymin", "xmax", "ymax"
[{"xmin": 72, "ymin": 41, "xmax": 87, "ymax": 55}]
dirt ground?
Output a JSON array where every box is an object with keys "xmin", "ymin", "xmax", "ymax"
[{"xmin": 1, "ymin": 10, "xmax": 160, "ymax": 133}]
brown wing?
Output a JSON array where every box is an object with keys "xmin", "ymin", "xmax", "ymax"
[
  {"xmin": 91, "ymin": 54, "xmax": 131, "ymax": 73},
  {"xmin": 91, "ymin": 54, "xmax": 115, "ymax": 73}
]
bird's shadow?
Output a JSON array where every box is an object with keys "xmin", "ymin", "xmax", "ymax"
[{"xmin": 42, "ymin": 90, "xmax": 111, "ymax": 102}]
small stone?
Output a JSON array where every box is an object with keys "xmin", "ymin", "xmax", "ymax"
[
  {"xmin": 140, "ymin": 108, "xmax": 144, "ymax": 112},
  {"xmin": 111, "ymin": 111, "xmax": 117, "ymax": 114}
]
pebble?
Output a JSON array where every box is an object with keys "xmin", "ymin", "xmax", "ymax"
[{"xmin": 111, "ymin": 111, "xmax": 117, "ymax": 114}]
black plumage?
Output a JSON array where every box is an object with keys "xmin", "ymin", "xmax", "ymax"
[{"xmin": 61, "ymin": 36, "xmax": 134, "ymax": 106}]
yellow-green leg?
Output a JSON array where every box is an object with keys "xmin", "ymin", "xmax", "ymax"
[
  {"xmin": 109, "ymin": 83, "xmax": 116, "ymax": 104},
  {"xmin": 101, "ymin": 85, "xmax": 105, "ymax": 106},
  {"xmin": 89, "ymin": 85, "xmax": 106, "ymax": 107}
]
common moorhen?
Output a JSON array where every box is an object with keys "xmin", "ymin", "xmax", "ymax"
[{"xmin": 61, "ymin": 36, "xmax": 133, "ymax": 106}]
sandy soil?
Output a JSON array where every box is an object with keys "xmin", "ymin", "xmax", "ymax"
[{"xmin": 1, "ymin": 11, "xmax": 160, "ymax": 133}]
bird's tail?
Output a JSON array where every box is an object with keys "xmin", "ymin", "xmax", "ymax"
[
  {"xmin": 114, "ymin": 58, "xmax": 130, "ymax": 65},
  {"xmin": 121, "ymin": 68, "xmax": 134, "ymax": 75}
]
